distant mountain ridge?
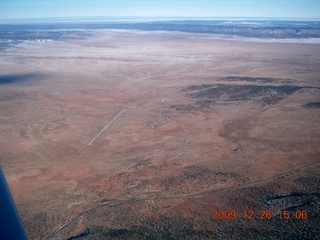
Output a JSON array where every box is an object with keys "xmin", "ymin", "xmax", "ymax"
[{"xmin": 0, "ymin": 20, "xmax": 320, "ymax": 41}]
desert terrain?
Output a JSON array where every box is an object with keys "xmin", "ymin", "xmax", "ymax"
[{"xmin": 0, "ymin": 28, "xmax": 319, "ymax": 239}]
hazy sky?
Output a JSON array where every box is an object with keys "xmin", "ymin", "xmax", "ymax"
[{"xmin": 1, "ymin": 0, "xmax": 319, "ymax": 20}]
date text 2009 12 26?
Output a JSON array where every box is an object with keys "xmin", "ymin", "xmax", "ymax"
[{"xmin": 212, "ymin": 210, "xmax": 308, "ymax": 220}]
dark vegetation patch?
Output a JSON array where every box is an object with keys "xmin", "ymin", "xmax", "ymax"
[
  {"xmin": 171, "ymin": 83, "xmax": 312, "ymax": 111},
  {"xmin": 67, "ymin": 228, "xmax": 93, "ymax": 240},
  {"xmin": 292, "ymin": 175, "xmax": 320, "ymax": 191},
  {"xmin": 69, "ymin": 216, "xmax": 215, "ymax": 240},
  {"xmin": 266, "ymin": 191, "xmax": 320, "ymax": 211},
  {"xmin": 303, "ymin": 102, "xmax": 320, "ymax": 109},
  {"xmin": 219, "ymin": 76, "xmax": 293, "ymax": 84},
  {"xmin": 182, "ymin": 84, "xmax": 215, "ymax": 92},
  {"xmin": 159, "ymin": 165, "xmax": 248, "ymax": 194},
  {"xmin": 0, "ymin": 73, "xmax": 41, "ymax": 85},
  {"xmin": 188, "ymin": 84, "xmax": 302, "ymax": 100},
  {"xmin": 102, "ymin": 228, "xmax": 144, "ymax": 239},
  {"xmin": 120, "ymin": 157, "xmax": 152, "ymax": 170},
  {"xmin": 65, "ymin": 180, "xmax": 320, "ymax": 239},
  {"xmin": 129, "ymin": 158, "xmax": 152, "ymax": 170},
  {"xmin": 68, "ymin": 197, "xmax": 320, "ymax": 239},
  {"xmin": 267, "ymin": 192, "xmax": 306, "ymax": 202},
  {"xmin": 169, "ymin": 104, "xmax": 196, "ymax": 112},
  {"xmin": 223, "ymin": 185, "xmax": 320, "ymax": 239}
]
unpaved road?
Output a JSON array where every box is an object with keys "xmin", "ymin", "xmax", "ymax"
[{"xmin": 88, "ymin": 109, "xmax": 126, "ymax": 146}]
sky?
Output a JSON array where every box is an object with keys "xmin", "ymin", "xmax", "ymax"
[{"xmin": 0, "ymin": 0, "xmax": 320, "ymax": 20}]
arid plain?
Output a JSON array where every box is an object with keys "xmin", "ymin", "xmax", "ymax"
[{"xmin": 0, "ymin": 29, "xmax": 320, "ymax": 239}]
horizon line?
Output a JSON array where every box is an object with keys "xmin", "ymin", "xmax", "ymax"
[{"xmin": 0, "ymin": 16, "xmax": 320, "ymax": 23}]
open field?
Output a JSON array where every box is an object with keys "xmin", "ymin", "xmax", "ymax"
[{"xmin": 0, "ymin": 28, "xmax": 319, "ymax": 239}]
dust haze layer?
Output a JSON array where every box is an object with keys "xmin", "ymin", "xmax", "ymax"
[{"xmin": 0, "ymin": 22, "xmax": 319, "ymax": 239}]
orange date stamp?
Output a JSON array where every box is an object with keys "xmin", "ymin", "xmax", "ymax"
[{"xmin": 212, "ymin": 210, "xmax": 308, "ymax": 220}]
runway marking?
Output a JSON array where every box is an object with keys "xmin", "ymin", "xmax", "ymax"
[{"xmin": 88, "ymin": 109, "xmax": 126, "ymax": 146}]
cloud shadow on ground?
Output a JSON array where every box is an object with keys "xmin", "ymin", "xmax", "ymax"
[{"xmin": 0, "ymin": 73, "xmax": 41, "ymax": 85}]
